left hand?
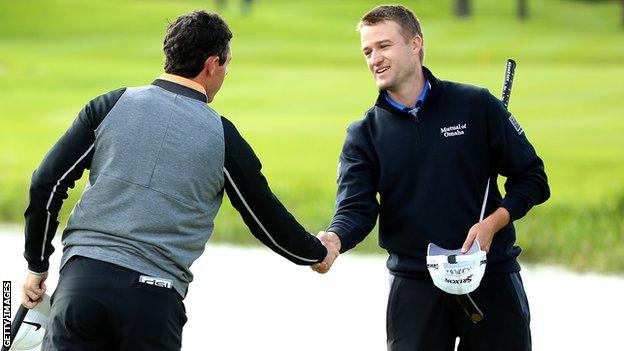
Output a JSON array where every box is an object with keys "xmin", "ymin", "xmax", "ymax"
[
  {"xmin": 462, "ymin": 207, "xmax": 510, "ymax": 254},
  {"xmin": 461, "ymin": 221, "xmax": 496, "ymax": 254}
]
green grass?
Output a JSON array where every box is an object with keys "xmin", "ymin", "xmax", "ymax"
[{"xmin": 1, "ymin": 0, "xmax": 623, "ymax": 272}]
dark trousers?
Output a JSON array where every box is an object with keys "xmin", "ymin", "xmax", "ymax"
[
  {"xmin": 387, "ymin": 273, "xmax": 531, "ymax": 351},
  {"xmin": 42, "ymin": 256, "xmax": 187, "ymax": 351}
]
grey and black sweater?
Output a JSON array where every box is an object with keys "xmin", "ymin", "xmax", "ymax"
[{"xmin": 24, "ymin": 78, "xmax": 327, "ymax": 297}]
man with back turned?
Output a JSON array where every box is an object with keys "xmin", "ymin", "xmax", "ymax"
[{"xmin": 21, "ymin": 10, "xmax": 338, "ymax": 350}]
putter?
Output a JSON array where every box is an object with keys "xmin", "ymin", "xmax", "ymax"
[{"xmin": 455, "ymin": 59, "xmax": 517, "ymax": 324}]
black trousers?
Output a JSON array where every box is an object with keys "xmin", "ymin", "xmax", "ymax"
[
  {"xmin": 42, "ymin": 256, "xmax": 187, "ymax": 351},
  {"xmin": 387, "ymin": 272, "xmax": 531, "ymax": 351}
]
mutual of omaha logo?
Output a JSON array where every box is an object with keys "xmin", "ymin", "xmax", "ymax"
[
  {"xmin": 508, "ymin": 115, "xmax": 524, "ymax": 135},
  {"xmin": 440, "ymin": 123, "xmax": 467, "ymax": 138}
]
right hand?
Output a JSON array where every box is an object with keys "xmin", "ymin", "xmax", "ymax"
[
  {"xmin": 311, "ymin": 231, "xmax": 342, "ymax": 274},
  {"xmin": 22, "ymin": 272, "xmax": 48, "ymax": 309}
]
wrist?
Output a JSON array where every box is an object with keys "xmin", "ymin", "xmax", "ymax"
[
  {"xmin": 28, "ymin": 270, "xmax": 48, "ymax": 276},
  {"xmin": 327, "ymin": 231, "xmax": 342, "ymax": 252},
  {"xmin": 484, "ymin": 207, "xmax": 511, "ymax": 233}
]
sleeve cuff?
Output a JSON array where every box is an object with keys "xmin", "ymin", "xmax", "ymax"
[
  {"xmin": 27, "ymin": 260, "xmax": 50, "ymax": 274},
  {"xmin": 500, "ymin": 194, "xmax": 529, "ymax": 222},
  {"xmin": 326, "ymin": 226, "xmax": 350, "ymax": 254},
  {"xmin": 28, "ymin": 269, "xmax": 48, "ymax": 276}
]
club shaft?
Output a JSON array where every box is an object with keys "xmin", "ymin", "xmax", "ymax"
[
  {"xmin": 453, "ymin": 59, "xmax": 519, "ymax": 326},
  {"xmin": 456, "ymin": 294, "xmax": 484, "ymax": 323}
]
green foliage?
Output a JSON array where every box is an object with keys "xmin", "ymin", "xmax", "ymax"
[
  {"xmin": 1, "ymin": 0, "xmax": 622, "ymax": 272},
  {"xmin": 518, "ymin": 194, "xmax": 624, "ymax": 272}
]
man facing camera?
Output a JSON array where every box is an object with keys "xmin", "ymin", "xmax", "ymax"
[{"xmin": 314, "ymin": 5, "xmax": 549, "ymax": 351}]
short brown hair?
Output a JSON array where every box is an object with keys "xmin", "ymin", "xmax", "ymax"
[
  {"xmin": 163, "ymin": 11, "xmax": 233, "ymax": 78},
  {"xmin": 358, "ymin": 5, "xmax": 424, "ymax": 62}
]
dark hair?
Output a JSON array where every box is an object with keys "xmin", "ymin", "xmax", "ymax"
[
  {"xmin": 359, "ymin": 5, "xmax": 424, "ymax": 61},
  {"xmin": 163, "ymin": 10, "xmax": 233, "ymax": 78}
]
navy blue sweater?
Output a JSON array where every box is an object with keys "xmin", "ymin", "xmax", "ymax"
[{"xmin": 328, "ymin": 67, "xmax": 550, "ymax": 276}]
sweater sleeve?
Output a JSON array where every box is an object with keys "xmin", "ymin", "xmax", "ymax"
[
  {"xmin": 24, "ymin": 88, "xmax": 126, "ymax": 273},
  {"xmin": 327, "ymin": 121, "xmax": 379, "ymax": 253},
  {"xmin": 483, "ymin": 89, "xmax": 550, "ymax": 221},
  {"xmin": 221, "ymin": 116, "xmax": 327, "ymax": 265}
]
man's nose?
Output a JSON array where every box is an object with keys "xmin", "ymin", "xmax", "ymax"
[{"xmin": 371, "ymin": 51, "xmax": 384, "ymax": 66}]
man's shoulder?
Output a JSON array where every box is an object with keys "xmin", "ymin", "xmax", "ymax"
[
  {"xmin": 346, "ymin": 105, "xmax": 379, "ymax": 133},
  {"xmin": 438, "ymin": 79, "xmax": 487, "ymax": 100},
  {"xmin": 424, "ymin": 66, "xmax": 487, "ymax": 101},
  {"xmin": 85, "ymin": 87, "xmax": 128, "ymax": 118},
  {"xmin": 90, "ymin": 87, "xmax": 128, "ymax": 103}
]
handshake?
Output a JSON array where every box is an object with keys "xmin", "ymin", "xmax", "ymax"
[{"xmin": 311, "ymin": 231, "xmax": 342, "ymax": 274}]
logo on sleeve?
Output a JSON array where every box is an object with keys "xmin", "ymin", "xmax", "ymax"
[
  {"xmin": 440, "ymin": 123, "xmax": 467, "ymax": 138},
  {"xmin": 508, "ymin": 115, "xmax": 524, "ymax": 135}
]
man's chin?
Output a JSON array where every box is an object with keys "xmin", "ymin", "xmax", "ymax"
[{"xmin": 375, "ymin": 81, "xmax": 391, "ymax": 91}]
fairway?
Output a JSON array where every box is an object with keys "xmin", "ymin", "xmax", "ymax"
[{"xmin": 0, "ymin": 0, "xmax": 623, "ymax": 271}]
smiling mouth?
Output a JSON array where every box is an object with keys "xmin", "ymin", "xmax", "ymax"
[{"xmin": 375, "ymin": 67, "xmax": 389, "ymax": 75}]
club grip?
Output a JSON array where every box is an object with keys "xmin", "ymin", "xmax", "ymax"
[{"xmin": 501, "ymin": 59, "xmax": 516, "ymax": 109}]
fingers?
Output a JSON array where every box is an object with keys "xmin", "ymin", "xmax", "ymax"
[
  {"xmin": 477, "ymin": 235, "xmax": 490, "ymax": 253},
  {"xmin": 22, "ymin": 294, "xmax": 39, "ymax": 309},
  {"xmin": 461, "ymin": 228, "xmax": 477, "ymax": 254},
  {"xmin": 311, "ymin": 262, "xmax": 330, "ymax": 274},
  {"xmin": 23, "ymin": 286, "xmax": 41, "ymax": 301},
  {"xmin": 318, "ymin": 231, "xmax": 342, "ymax": 252},
  {"xmin": 311, "ymin": 231, "xmax": 340, "ymax": 274},
  {"xmin": 21, "ymin": 286, "xmax": 42, "ymax": 309},
  {"xmin": 463, "ymin": 223, "xmax": 495, "ymax": 254},
  {"xmin": 21, "ymin": 272, "xmax": 48, "ymax": 309},
  {"xmin": 314, "ymin": 248, "xmax": 337, "ymax": 274}
]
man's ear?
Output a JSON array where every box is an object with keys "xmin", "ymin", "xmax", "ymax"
[
  {"xmin": 411, "ymin": 36, "xmax": 423, "ymax": 55},
  {"xmin": 204, "ymin": 55, "xmax": 221, "ymax": 76}
]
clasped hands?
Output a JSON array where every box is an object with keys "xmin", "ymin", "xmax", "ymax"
[{"xmin": 311, "ymin": 231, "xmax": 341, "ymax": 274}]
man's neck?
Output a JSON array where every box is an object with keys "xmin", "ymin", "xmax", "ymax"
[
  {"xmin": 159, "ymin": 73, "xmax": 207, "ymax": 96},
  {"xmin": 386, "ymin": 66, "xmax": 425, "ymax": 109}
]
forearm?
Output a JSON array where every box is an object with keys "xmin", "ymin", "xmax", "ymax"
[
  {"xmin": 24, "ymin": 119, "xmax": 94, "ymax": 272},
  {"xmin": 484, "ymin": 88, "xmax": 550, "ymax": 221},
  {"xmin": 329, "ymin": 125, "xmax": 379, "ymax": 253},
  {"xmin": 327, "ymin": 212, "xmax": 375, "ymax": 253},
  {"xmin": 222, "ymin": 116, "xmax": 327, "ymax": 265},
  {"xmin": 483, "ymin": 207, "xmax": 511, "ymax": 234}
]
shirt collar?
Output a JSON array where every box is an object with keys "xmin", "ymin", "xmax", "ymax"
[
  {"xmin": 152, "ymin": 73, "xmax": 208, "ymax": 103},
  {"xmin": 384, "ymin": 77, "xmax": 430, "ymax": 116}
]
